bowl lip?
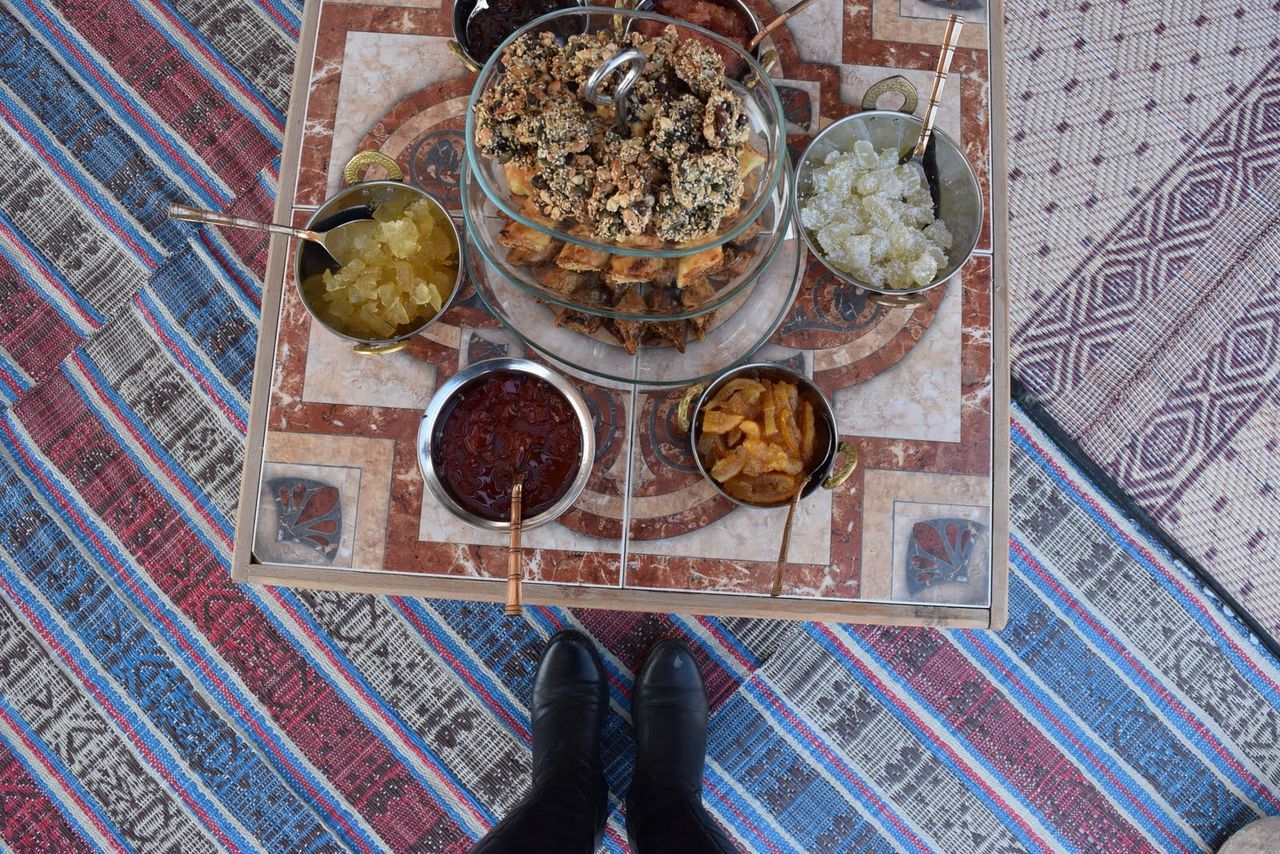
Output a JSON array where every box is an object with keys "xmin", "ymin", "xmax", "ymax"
[
  {"xmin": 464, "ymin": 220, "xmax": 807, "ymax": 388},
  {"xmin": 460, "ymin": 159, "xmax": 793, "ymax": 322},
  {"xmin": 792, "ymin": 109, "xmax": 984, "ymax": 296},
  {"xmin": 450, "ymin": 0, "xmax": 589, "ymax": 69},
  {"xmin": 688, "ymin": 361, "xmax": 839, "ymax": 509},
  {"xmin": 416, "ymin": 357, "xmax": 596, "ymax": 531},
  {"xmin": 295, "ymin": 180, "xmax": 464, "ymax": 345},
  {"xmin": 463, "ymin": 5, "xmax": 787, "ymax": 259}
]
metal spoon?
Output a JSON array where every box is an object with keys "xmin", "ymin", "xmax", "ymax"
[
  {"xmin": 899, "ymin": 14, "xmax": 964, "ymax": 213},
  {"xmin": 747, "ymin": 0, "xmax": 823, "ymax": 51},
  {"xmin": 167, "ymin": 203, "xmax": 377, "ymax": 267},
  {"xmin": 771, "ymin": 469, "xmax": 815, "ymax": 597}
]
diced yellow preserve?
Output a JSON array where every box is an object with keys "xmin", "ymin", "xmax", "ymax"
[{"xmin": 302, "ymin": 197, "xmax": 458, "ymax": 340}]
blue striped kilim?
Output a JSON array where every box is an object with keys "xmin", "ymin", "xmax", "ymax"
[{"xmin": 0, "ymin": 0, "xmax": 1278, "ymax": 851}]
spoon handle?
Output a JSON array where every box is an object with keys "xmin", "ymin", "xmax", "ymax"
[
  {"xmin": 748, "ymin": 0, "xmax": 822, "ymax": 52},
  {"xmin": 912, "ymin": 14, "xmax": 964, "ymax": 159},
  {"xmin": 504, "ymin": 480, "xmax": 524, "ymax": 617},
  {"xmin": 771, "ymin": 473, "xmax": 811, "ymax": 597},
  {"xmin": 168, "ymin": 203, "xmax": 319, "ymax": 242}
]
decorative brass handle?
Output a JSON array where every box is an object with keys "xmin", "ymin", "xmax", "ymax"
[
  {"xmin": 822, "ymin": 441, "xmax": 858, "ymax": 490},
  {"xmin": 447, "ymin": 39, "xmax": 482, "ymax": 74},
  {"xmin": 343, "ymin": 150, "xmax": 403, "ymax": 186},
  {"xmin": 861, "ymin": 75, "xmax": 919, "ymax": 115},
  {"xmin": 676, "ymin": 383, "xmax": 706, "ymax": 433},
  {"xmin": 868, "ymin": 291, "xmax": 926, "ymax": 308},
  {"xmin": 352, "ymin": 339, "xmax": 410, "ymax": 356}
]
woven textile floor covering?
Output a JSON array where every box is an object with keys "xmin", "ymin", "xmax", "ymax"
[
  {"xmin": 1007, "ymin": 2, "xmax": 1280, "ymax": 636},
  {"xmin": 1, "ymin": 1, "xmax": 1279, "ymax": 853}
]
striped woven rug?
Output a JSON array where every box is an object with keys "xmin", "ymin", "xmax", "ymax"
[{"xmin": 1, "ymin": 0, "xmax": 1279, "ymax": 851}]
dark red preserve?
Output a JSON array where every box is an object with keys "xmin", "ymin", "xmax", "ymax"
[
  {"xmin": 465, "ymin": 0, "xmax": 576, "ymax": 64},
  {"xmin": 433, "ymin": 371, "xmax": 583, "ymax": 521}
]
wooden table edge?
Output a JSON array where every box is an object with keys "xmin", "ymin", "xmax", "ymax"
[
  {"xmin": 987, "ymin": 0, "xmax": 1011, "ymax": 631},
  {"xmin": 238, "ymin": 560, "xmax": 993, "ymax": 627},
  {"xmin": 232, "ymin": 0, "xmax": 320, "ymax": 584}
]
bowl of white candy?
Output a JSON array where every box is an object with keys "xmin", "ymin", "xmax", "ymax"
[{"xmin": 793, "ymin": 110, "xmax": 981, "ymax": 306}]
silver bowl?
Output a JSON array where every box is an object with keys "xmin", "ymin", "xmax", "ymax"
[
  {"xmin": 678, "ymin": 362, "xmax": 856, "ymax": 508},
  {"xmin": 416, "ymin": 358, "xmax": 595, "ymax": 531},
  {"xmin": 295, "ymin": 151, "xmax": 463, "ymax": 356},
  {"xmin": 793, "ymin": 110, "xmax": 982, "ymax": 304}
]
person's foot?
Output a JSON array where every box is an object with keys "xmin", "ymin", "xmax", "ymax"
[
  {"xmin": 630, "ymin": 638, "xmax": 708, "ymax": 793},
  {"xmin": 530, "ymin": 629, "xmax": 609, "ymax": 790}
]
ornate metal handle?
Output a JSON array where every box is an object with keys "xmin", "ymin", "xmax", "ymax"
[
  {"xmin": 861, "ymin": 75, "xmax": 919, "ymax": 115},
  {"xmin": 351, "ymin": 339, "xmax": 410, "ymax": 356},
  {"xmin": 676, "ymin": 383, "xmax": 706, "ymax": 434},
  {"xmin": 583, "ymin": 48, "xmax": 646, "ymax": 133},
  {"xmin": 505, "ymin": 480, "xmax": 524, "ymax": 617},
  {"xmin": 822, "ymin": 441, "xmax": 858, "ymax": 490},
  {"xmin": 447, "ymin": 39, "xmax": 482, "ymax": 74},
  {"xmin": 868, "ymin": 291, "xmax": 927, "ymax": 308},
  {"xmin": 167, "ymin": 203, "xmax": 320, "ymax": 242},
  {"xmin": 912, "ymin": 14, "xmax": 964, "ymax": 158},
  {"xmin": 343, "ymin": 150, "xmax": 404, "ymax": 186}
]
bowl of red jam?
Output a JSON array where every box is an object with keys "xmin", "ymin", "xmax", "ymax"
[{"xmin": 417, "ymin": 358, "xmax": 595, "ymax": 531}]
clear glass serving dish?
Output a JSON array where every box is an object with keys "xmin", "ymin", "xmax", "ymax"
[
  {"xmin": 463, "ymin": 6, "xmax": 787, "ymax": 259},
  {"xmin": 462, "ymin": 160, "xmax": 792, "ymax": 321},
  {"xmin": 465, "ymin": 219, "xmax": 804, "ymax": 387}
]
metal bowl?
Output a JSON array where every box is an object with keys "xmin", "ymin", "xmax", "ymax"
[
  {"xmin": 448, "ymin": 0, "xmax": 586, "ymax": 73},
  {"xmin": 295, "ymin": 151, "xmax": 462, "ymax": 356},
  {"xmin": 678, "ymin": 362, "xmax": 857, "ymax": 508},
  {"xmin": 416, "ymin": 358, "xmax": 596, "ymax": 531},
  {"xmin": 793, "ymin": 110, "xmax": 982, "ymax": 305},
  {"xmin": 448, "ymin": 0, "xmax": 778, "ymax": 77}
]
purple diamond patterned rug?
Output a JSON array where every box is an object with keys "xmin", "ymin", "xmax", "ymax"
[{"xmin": 1007, "ymin": 2, "xmax": 1280, "ymax": 637}]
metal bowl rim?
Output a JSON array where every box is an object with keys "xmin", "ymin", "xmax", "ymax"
[
  {"xmin": 294, "ymin": 180, "xmax": 464, "ymax": 346},
  {"xmin": 416, "ymin": 357, "xmax": 596, "ymax": 531},
  {"xmin": 792, "ymin": 109, "xmax": 984, "ymax": 296},
  {"xmin": 688, "ymin": 361, "xmax": 839, "ymax": 509}
]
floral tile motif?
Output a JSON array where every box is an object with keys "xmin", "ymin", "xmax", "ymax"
[{"xmin": 906, "ymin": 517, "xmax": 985, "ymax": 595}]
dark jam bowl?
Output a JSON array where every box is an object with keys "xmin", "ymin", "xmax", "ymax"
[{"xmin": 417, "ymin": 358, "xmax": 595, "ymax": 531}]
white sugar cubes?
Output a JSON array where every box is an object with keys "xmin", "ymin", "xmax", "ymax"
[{"xmin": 799, "ymin": 139, "xmax": 952, "ymax": 290}]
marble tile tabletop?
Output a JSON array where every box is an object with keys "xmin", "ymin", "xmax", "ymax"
[{"xmin": 237, "ymin": 0, "xmax": 1008, "ymax": 623}]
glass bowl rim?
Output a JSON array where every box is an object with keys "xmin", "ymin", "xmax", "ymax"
[
  {"xmin": 463, "ymin": 5, "xmax": 788, "ymax": 259},
  {"xmin": 461, "ymin": 159, "xmax": 794, "ymax": 322}
]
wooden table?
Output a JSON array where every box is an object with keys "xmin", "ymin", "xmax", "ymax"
[{"xmin": 232, "ymin": 0, "xmax": 1010, "ymax": 627}]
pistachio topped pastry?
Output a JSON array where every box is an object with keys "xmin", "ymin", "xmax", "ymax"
[{"xmin": 474, "ymin": 26, "xmax": 754, "ymax": 244}]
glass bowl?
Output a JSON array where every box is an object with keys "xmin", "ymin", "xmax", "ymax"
[
  {"xmin": 465, "ymin": 218, "xmax": 804, "ymax": 387},
  {"xmin": 793, "ymin": 111, "xmax": 983, "ymax": 297},
  {"xmin": 462, "ymin": 159, "xmax": 792, "ymax": 321},
  {"xmin": 463, "ymin": 6, "xmax": 787, "ymax": 259}
]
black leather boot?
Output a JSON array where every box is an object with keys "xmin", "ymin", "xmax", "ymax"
[
  {"xmin": 626, "ymin": 639, "xmax": 739, "ymax": 854},
  {"xmin": 470, "ymin": 629, "xmax": 609, "ymax": 854}
]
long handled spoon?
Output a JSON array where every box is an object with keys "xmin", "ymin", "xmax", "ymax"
[
  {"xmin": 504, "ymin": 477, "xmax": 525, "ymax": 616},
  {"xmin": 748, "ymin": 0, "xmax": 824, "ymax": 52},
  {"xmin": 771, "ymin": 470, "xmax": 815, "ymax": 597},
  {"xmin": 168, "ymin": 203, "xmax": 376, "ymax": 267},
  {"xmin": 899, "ymin": 14, "xmax": 964, "ymax": 213}
]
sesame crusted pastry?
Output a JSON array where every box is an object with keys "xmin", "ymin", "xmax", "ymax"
[{"xmin": 472, "ymin": 25, "xmax": 755, "ymax": 245}]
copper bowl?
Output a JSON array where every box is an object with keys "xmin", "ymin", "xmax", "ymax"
[
  {"xmin": 678, "ymin": 362, "xmax": 857, "ymax": 508},
  {"xmin": 295, "ymin": 151, "xmax": 462, "ymax": 356}
]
